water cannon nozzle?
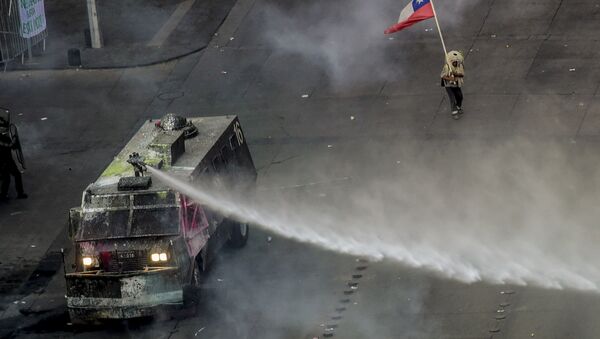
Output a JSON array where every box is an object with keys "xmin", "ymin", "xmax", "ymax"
[{"xmin": 127, "ymin": 152, "xmax": 147, "ymax": 177}]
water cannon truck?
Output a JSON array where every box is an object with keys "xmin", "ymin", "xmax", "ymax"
[{"xmin": 65, "ymin": 114, "xmax": 256, "ymax": 323}]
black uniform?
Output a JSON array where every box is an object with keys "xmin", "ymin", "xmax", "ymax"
[{"xmin": 0, "ymin": 128, "xmax": 26, "ymax": 199}]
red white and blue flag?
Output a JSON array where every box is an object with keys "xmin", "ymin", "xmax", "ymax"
[{"xmin": 384, "ymin": 0, "xmax": 435, "ymax": 34}]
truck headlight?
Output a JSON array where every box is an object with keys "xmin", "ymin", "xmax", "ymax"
[
  {"xmin": 82, "ymin": 257, "xmax": 93, "ymax": 266},
  {"xmin": 151, "ymin": 252, "xmax": 168, "ymax": 262}
]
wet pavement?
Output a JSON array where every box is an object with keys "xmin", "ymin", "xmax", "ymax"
[
  {"xmin": 5, "ymin": 0, "xmax": 235, "ymax": 70},
  {"xmin": 2, "ymin": 0, "xmax": 600, "ymax": 338}
]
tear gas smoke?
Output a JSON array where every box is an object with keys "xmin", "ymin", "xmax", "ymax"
[
  {"xmin": 260, "ymin": 0, "xmax": 480, "ymax": 88},
  {"xmin": 148, "ymin": 140, "xmax": 600, "ymax": 292}
]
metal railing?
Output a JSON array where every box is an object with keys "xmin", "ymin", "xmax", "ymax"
[{"xmin": 0, "ymin": 0, "xmax": 47, "ymax": 64}]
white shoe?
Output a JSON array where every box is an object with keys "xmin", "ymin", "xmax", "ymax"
[{"xmin": 452, "ymin": 110, "xmax": 459, "ymax": 115}]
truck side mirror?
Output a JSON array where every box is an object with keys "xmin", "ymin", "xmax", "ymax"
[{"xmin": 69, "ymin": 207, "xmax": 82, "ymax": 239}]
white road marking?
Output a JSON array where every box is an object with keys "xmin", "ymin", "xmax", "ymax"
[{"xmin": 148, "ymin": 0, "xmax": 196, "ymax": 47}]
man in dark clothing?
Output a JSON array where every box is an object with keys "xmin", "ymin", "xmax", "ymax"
[{"xmin": 0, "ymin": 117, "xmax": 26, "ymax": 199}]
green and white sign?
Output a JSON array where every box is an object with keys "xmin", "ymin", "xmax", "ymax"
[{"xmin": 18, "ymin": 0, "xmax": 46, "ymax": 38}]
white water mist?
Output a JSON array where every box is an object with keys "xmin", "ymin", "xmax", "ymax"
[{"xmin": 147, "ymin": 139, "xmax": 600, "ymax": 292}]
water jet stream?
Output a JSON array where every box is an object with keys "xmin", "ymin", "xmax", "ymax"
[{"xmin": 147, "ymin": 153, "xmax": 600, "ymax": 292}]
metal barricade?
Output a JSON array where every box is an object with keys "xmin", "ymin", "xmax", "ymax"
[{"xmin": 0, "ymin": 0, "xmax": 47, "ymax": 65}]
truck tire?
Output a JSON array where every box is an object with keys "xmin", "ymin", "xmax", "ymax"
[
  {"xmin": 228, "ymin": 221, "xmax": 249, "ymax": 248},
  {"xmin": 183, "ymin": 259, "xmax": 202, "ymax": 312}
]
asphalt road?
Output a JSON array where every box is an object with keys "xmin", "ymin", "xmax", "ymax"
[{"xmin": 3, "ymin": 0, "xmax": 600, "ymax": 338}]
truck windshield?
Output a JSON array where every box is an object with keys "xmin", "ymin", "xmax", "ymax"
[{"xmin": 76, "ymin": 191, "xmax": 180, "ymax": 241}]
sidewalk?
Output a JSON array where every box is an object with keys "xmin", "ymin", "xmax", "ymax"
[{"xmin": 5, "ymin": 0, "xmax": 236, "ymax": 70}]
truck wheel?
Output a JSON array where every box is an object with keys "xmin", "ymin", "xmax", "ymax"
[
  {"xmin": 183, "ymin": 260, "xmax": 202, "ymax": 312},
  {"xmin": 228, "ymin": 221, "xmax": 249, "ymax": 248}
]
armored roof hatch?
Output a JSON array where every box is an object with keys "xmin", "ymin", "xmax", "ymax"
[
  {"xmin": 158, "ymin": 113, "xmax": 198, "ymax": 139},
  {"xmin": 118, "ymin": 176, "xmax": 152, "ymax": 191}
]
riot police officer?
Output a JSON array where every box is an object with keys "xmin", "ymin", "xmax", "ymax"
[{"xmin": 0, "ymin": 117, "xmax": 26, "ymax": 199}]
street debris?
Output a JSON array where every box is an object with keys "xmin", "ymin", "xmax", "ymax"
[
  {"xmin": 425, "ymin": 28, "xmax": 433, "ymax": 32},
  {"xmin": 194, "ymin": 327, "xmax": 205, "ymax": 336},
  {"xmin": 350, "ymin": 116, "xmax": 355, "ymax": 120},
  {"xmin": 229, "ymin": 37, "xmax": 235, "ymax": 41},
  {"xmin": 217, "ymin": 278, "xmax": 224, "ymax": 282},
  {"xmin": 506, "ymin": 44, "xmax": 511, "ymax": 48},
  {"xmin": 30, "ymin": 244, "xmax": 36, "ymax": 248},
  {"xmin": 40, "ymin": 117, "xmax": 47, "ymax": 121},
  {"xmin": 491, "ymin": 34, "xmax": 497, "ymax": 38},
  {"xmin": 10, "ymin": 211, "xmax": 22, "ymax": 216},
  {"xmin": 388, "ymin": 37, "xmax": 395, "ymax": 40},
  {"xmin": 267, "ymin": 236, "xmax": 272, "ymax": 243},
  {"xmin": 221, "ymin": 71, "xmax": 227, "ymax": 74},
  {"xmin": 569, "ymin": 68, "xmax": 576, "ymax": 72},
  {"xmin": 301, "ymin": 94, "xmax": 309, "ymax": 98},
  {"xmin": 327, "ymin": 145, "xmax": 332, "ymax": 148}
]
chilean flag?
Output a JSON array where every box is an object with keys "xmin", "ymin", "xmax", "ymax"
[{"xmin": 385, "ymin": 0, "xmax": 435, "ymax": 34}]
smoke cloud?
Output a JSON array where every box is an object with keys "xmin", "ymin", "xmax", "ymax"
[{"xmin": 259, "ymin": 0, "xmax": 481, "ymax": 88}]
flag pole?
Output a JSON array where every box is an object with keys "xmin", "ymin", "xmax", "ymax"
[{"xmin": 429, "ymin": 0, "xmax": 449, "ymax": 65}]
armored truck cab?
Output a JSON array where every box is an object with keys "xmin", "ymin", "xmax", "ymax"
[{"xmin": 66, "ymin": 114, "xmax": 256, "ymax": 322}]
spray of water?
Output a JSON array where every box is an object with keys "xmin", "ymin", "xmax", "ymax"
[{"xmin": 147, "ymin": 139, "xmax": 600, "ymax": 292}]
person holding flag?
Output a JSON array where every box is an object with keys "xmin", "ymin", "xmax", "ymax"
[
  {"xmin": 385, "ymin": 0, "xmax": 466, "ymax": 120},
  {"xmin": 441, "ymin": 50, "xmax": 465, "ymax": 119}
]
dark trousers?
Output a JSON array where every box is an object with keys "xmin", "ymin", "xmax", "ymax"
[
  {"xmin": 1, "ymin": 157, "xmax": 24, "ymax": 196},
  {"xmin": 445, "ymin": 87, "xmax": 463, "ymax": 112}
]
